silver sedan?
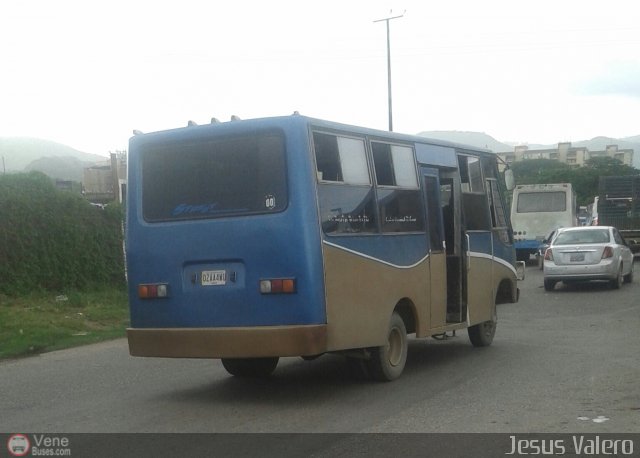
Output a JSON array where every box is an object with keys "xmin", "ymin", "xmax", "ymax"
[{"xmin": 543, "ymin": 226, "xmax": 634, "ymax": 291}]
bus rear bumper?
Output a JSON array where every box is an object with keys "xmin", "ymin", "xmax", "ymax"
[{"xmin": 127, "ymin": 325, "xmax": 328, "ymax": 359}]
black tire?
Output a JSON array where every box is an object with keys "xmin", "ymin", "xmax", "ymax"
[
  {"xmin": 366, "ymin": 311, "xmax": 408, "ymax": 382},
  {"xmin": 221, "ymin": 357, "xmax": 279, "ymax": 377},
  {"xmin": 610, "ymin": 264, "xmax": 623, "ymax": 289},
  {"xmin": 623, "ymin": 262, "xmax": 634, "ymax": 284},
  {"xmin": 544, "ymin": 279, "xmax": 557, "ymax": 291},
  {"xmin": 468, "ymin": 318, "xmax": 496, "ymax": 347}
]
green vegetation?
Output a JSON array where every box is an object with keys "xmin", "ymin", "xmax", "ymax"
[
  {"xmin": 0, "ymin": 172, "xmax": 128, "ymax": 359},
  {"xmin": 511, "ymin": 157, "xmax": 640, "ymax": 205},
  {"xmin": 0, "ymin": 289, "xmax": 128, "ymax": 359},
  {"xmin": 0, "ymin": 172, "xmax": 125, "ymax": 295}
]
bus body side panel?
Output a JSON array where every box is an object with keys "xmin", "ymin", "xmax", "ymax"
[
  {"xmin": 321, "ymin": 237, "xmax": 430, "ymax": 351},
  {"xmin": 492, "ymin": 260, "xmax": 519, "ymax": 303},
  {"xmin": 466, "ymin": 231, "xmax": 495, "ymax": 325},
  {"xmin": 466, "ymin": 235, "xmax": 518, "ymax": 325},
  {"xmin": 492, "ymin": 230, "xmax": 519, "ymax": 303}
]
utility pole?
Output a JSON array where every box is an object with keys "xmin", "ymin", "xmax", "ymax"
[{"xmin": 374, "ymin": 11, "xmax": 404, "ymax": 131}]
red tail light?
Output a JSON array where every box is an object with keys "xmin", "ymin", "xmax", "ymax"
[
  {"xmin": 544, "ymin": 248, "xmax": 553, "ymax": 261},
  {"xmin": 601, "ymin": 246, "xmax": 614, "ymax": 259},
  {"xmin": 259, "ymin": 278, "xmax": 296, "ymax": 294},
  {"xmin": 138, "ymin": 283, "xmax": 169, "ymax": 299}
]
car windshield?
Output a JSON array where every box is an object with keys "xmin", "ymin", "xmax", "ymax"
[{"xmin": 553, "ymin": 229, "xmax": 610, "ymax": 245}]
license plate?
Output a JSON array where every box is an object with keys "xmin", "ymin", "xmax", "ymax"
[
  {"xmin": 201, "ymin": 270, "xmax": 226, "ymax": 286},
  {"xmin": 570, "ymin": 253, "xmax": 585, "ymax": 262}
]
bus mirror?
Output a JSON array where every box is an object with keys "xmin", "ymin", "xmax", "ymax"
[{"xmin": 504, "ymin": 169, "xmax": 515, "ymax": 191}]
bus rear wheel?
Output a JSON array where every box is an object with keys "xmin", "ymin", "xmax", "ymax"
[
  {"xmin": 366, "ymin": 311, "xmax": 408, "ymax": 382},
  {"xmin": 468, "ymin": 318, "xmax": 496, "ymax": 347},
  {"xmin": 221, "ymin": 357, "xmax": 279, "ymax": 377}
]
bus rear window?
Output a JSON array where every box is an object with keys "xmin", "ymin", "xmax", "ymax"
[
  {"xmin": 141, "ymin": 133, "xmax": 287, "ymax": 222},
  {"xmin": 516, "ymin": 191, "xmax": 566, "ymax": 213}
]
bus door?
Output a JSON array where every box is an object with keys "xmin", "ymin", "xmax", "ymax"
[
  {"xmin": 458, "ymin": 154, "xmax": 495, "ymax": 325},
  {"xmin": 421, "ymin": 168, "xmax": 447, "ymax": 328}
]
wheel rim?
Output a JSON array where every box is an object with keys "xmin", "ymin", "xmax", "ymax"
[{"xmin": 387, "ymin": 326, "xmax": 403, "ymax": 367}]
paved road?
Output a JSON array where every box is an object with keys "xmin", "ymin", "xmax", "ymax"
[{"xmin": 1, "ymin": 262, "xmax": 638, "ymax": 434}]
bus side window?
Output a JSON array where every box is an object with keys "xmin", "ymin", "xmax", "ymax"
[
  {"xmin": 458, "ymin": 155, "xmax": 483, "ymax": 193},
  {"xmin": 488, "ymin": 179, "xmax": 511, "ymax": 244},
  {"xmin": 458, "ymin": 154, "xmax": 491, "ymax": 231},
  {"xmin": 313, "ymin": 132, "xmax": 369, "ymax": 184},
  {"xmin": 481, "ymin": 156, "xmax": 497, "ymax": 179},
  {"xmin": 314, "ymin": 132, "xmax": 343, "ymax": 181},
  {"xmin": 371, "ymin": 142, "xmax": 424, "ymax": 233},
  {"xmin": 313, "ymin": 132, "xmax": 377, "ymax": 234}
]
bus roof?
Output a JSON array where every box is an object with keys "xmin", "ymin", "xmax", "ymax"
[
  {"xmin": 130, "ymin": 113, "xmax": 495, "ymax": 157},
  {"xmin": 514, "ymin": 183, "xmax": 573, "ymax": 191}
]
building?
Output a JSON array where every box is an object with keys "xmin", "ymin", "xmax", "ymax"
[
  {"xmin": 496, "ymin": 143, "xmax": 634, "ymax": 171},
  {"xmin": 82, "ymin": 152, "xmax": 127, "ymax": 203}
]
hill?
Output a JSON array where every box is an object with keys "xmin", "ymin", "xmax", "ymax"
[
  {"xmin": 24, "ymin": 156, "xmax": 98, "ymax": 182},
  {"xmin": 0, "ymin": 137, "xmax": 105, "ymax": 173},
  {"xmin": 417, "ymin": 131, "xmax": 511, "ymax": 153}
]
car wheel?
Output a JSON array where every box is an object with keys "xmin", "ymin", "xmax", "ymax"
[
  {"xmin": 544, "ymin": 279, "xmax": 557, "ymax": 291},
  {"xmin": 623, "ymin": 262, "xmax": 634, "ymax": 283},
  {"xmin": 610, "ymin": 264, "xmax": 623, "ymax": 289}
]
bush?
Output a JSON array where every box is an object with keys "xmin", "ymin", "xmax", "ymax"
[{"xmin": 0, "ymin": 172, "xmax": 125, "ymax": 295}]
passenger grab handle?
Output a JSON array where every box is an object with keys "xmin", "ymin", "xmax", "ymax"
[{"xmin": 465, "ymin": 233, "xmax": 471, "ymax": 271}]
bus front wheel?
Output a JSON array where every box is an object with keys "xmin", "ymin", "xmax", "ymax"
[
  {"xmin": 221, "ymin": 357, "xmax": 279, "ymax": 377},
  {"xmin": 366, "ymin": 311, "xmax": 408, "ymax": 382},
  {"xmin": 468, "ymin": 318, "xmax": 496, "ymax": 347}
]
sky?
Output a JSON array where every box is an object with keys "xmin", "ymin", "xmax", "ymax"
[{"xmin": 2, "ymin": 0, "xmax": 640, "ymax": 157}]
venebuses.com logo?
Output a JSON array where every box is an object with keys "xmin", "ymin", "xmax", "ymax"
[
  {"xmin": 7, "ymin": 434, "xmax": 30, "ymax": 457},
  {"xmin": 6, "ymin": 433, "xmax": 72, "ymax": 456}
]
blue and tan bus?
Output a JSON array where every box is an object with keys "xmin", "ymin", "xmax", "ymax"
[{"xmin": 126, "ymin": 114, "xmax": 522, "ymax": 381}]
